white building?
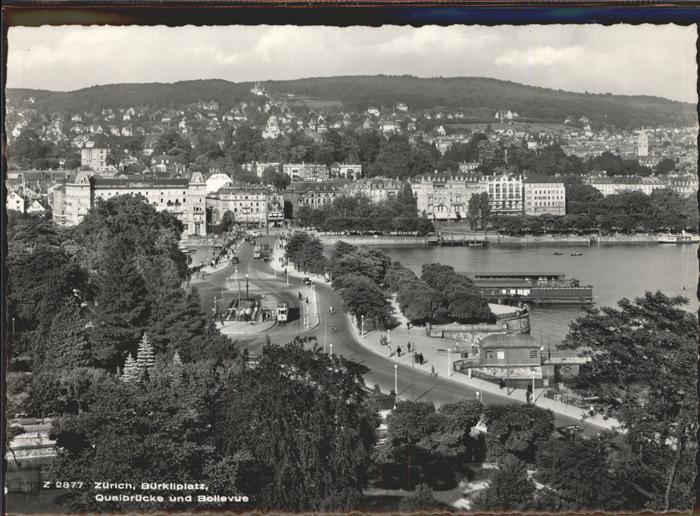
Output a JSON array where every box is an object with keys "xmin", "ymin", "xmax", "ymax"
[
  {"xmin": 487, "ymin": 173, "xmax": 523, "ymax": 214},
  {"xmin": 54, "ymin": 171, "xmax": 207, "ymax": 236},
  {"xmin": 523, "ymin": 178, "xmax": 566, "ymax": 216},
  {"xmin": 589, "ymin": 176, "xmax": 665, "ymax": 197},
  {"xmin": 331, "ymin": 164, "xmax": 363, "ymax": 180},
  {"xmin": 206, "ymin": 184, "xmax": 283, "ymax": 227},
  {"xmin": 410, "ymin": 172, "xmax": 487, "ymax": 221},
  {"xmin": 26, "ymin": 199, "xmax": 47, "ymax": 215},
  {"xmin": 283, "ymin": 163, "xmax": 330, "ymax": 182},
  {"xmin": 6, "ymin": 190, "xmax": 25, "ymax": 213}
]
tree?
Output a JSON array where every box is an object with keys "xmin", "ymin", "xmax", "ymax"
[
  {"xmin": 482, "ymin": 404, "xmax": 554, "ymax": 463},
  {"xmin": 654, "ymin": 157, "xmax": 676, "ymax": 175},
  {"xmin": 49, "ymin": 363, "xmax": 222, "ymax": 511},
  {"xmin": 478, "ymin": 191, "xmax": 490, "ymax": 229},
  {"xmin": 398, "ymin": 484, "xmax": 443, "ymax": 512},
  {"xmin": 154, "ymin": 130, "xmax": 192, "ymax": 163},
  {"xmin": 560, "ymin": 292, "xmax": 697, "ymax": 510},
  {"xmin": 536, "ymin": 436, "xmax": 632, "ymax": 510},
  {"xmin": 472, "ymin": 455, "xmax": 535, "ymax": 511},
  {"xmin": 213, "ymin": 341, "xmax": 377, "ymax": 511},
  {"xmin": 43, "ymin": 299, "xmax": 92, "ymax": 372},
  {"xmin": 219, "ymin": 210, "xmax": 236, "ymax": 233},
  {"xmin": 467, "ymin": 193, "xmax": 480, "ymax": 230},
  {"xmin": 334, "ymin": 274, "xmax": 393, "ymax": 327},
  {"xmin": 89, "ymin": 240, "xmax": 151, "ymax": 371}
]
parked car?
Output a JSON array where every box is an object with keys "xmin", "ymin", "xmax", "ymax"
[{"xmin": 302, "ymin": 277, "xmax": 313, "ymax": 285}]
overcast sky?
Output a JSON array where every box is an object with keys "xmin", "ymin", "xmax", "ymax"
[{"xmin": 6, "ymin": 24, "xmax": 697, "ymax": 103}]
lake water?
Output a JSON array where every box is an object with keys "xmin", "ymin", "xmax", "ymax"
[{"xmin": 380, "ymin": 243, "xmax": 698, "ymax": 345}]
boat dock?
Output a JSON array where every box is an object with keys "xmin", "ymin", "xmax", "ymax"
[
  {"xmin": 428, "ymin": 235, "xmax": 489, "ymax": 247},
  {"xmin": 468, "ymin": 272, "xmax": 594, "ymax": 305}
]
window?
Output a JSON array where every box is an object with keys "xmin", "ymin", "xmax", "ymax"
[
  {"xmin": 486, "ymin": 351, "xmax": 494, "ymax": 360},
  {"xmin": 530, "ymin": 350, "xmax": 538, "ymax": 359},
  {"xmin": 497, "ymin": 351, "xmax": 505, "ymax": 360}
]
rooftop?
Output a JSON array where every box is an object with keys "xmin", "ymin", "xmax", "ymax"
[{"xmin": 480, "ymin": 333, "xmax": 539, "ymax": 349}]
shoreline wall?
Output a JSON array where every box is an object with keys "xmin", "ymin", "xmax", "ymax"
[{"xmin": 316, "ymin": 233, "xmax": 668, "ymax": 247}]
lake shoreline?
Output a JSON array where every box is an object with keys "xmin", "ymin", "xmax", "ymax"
[{"xmin": 316, "ymin": 233, "xmax": 678, "ymax": 247}]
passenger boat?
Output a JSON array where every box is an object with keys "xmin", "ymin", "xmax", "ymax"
[
  {"xmin": 570, "ymin": 251, "xmax": 583, "ymax": 256},
  {"xmin": 553, "ymin": 250, "xmax": 563, "ymax": 256},
  {"xmin": 657, "ymin": 232, "xmax": 700, "ymax": 244}
]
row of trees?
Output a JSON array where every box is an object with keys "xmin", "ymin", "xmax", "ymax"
[
  {"xmin": 384, "ymin": 262, "xmax": 495, "ymax": 325},
  {"xmin": 294, "ymin": 187, "xmax": 434, "ymax": 235}
]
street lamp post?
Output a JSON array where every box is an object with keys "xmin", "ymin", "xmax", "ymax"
[
  {"xmin": 245, "ymin": 273, "xmax": 250, "ymax": 299},
  {"xmin": 361, "ymin": 315, "xmax": 364, "ymax": 337},
  {"xmin": 329, "ymin": 343, "xmax": 333, "ymax": 355},
  {"xmin": 476, "ymin": 390, "xmax": 481, "ymax": 402},
  {"xmin": 213, "ymin": 296, "xmax": 217, "ymax": 317},
  {"xmin": 12, "ymin": 317, "xmax": 15, "ymax": 336},
  {"xmin": 324, "ymin": 314, "xmax": 327, "ymax": 353},
  {"xmin": 393, "ymin": 364, "xmax": 398, "ymax": 409},
  {"xmin": 387, "ymin": 329, "xmax": 391, "ymax": 344},
  {"xmin": 447, "ymin": 347, "xmax": 451, "ymax": 377}
]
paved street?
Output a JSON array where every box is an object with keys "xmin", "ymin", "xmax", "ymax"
[{"xmin": 194, "ymin": 235, "xmax": 606, "ymax": 436}]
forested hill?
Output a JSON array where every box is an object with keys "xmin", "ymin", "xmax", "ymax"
[
  {"xmin": 7, "ymin": 76, "xmax": 696, "ymax": 129},
  {"xmin": 6, "ymin": 80, "xmax": 251, "ymax": 113},
  {"xmin": 266, "ymin": 75, "xmax": 696, "ymax": 129}
]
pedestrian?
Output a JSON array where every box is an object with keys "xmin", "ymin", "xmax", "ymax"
[
  {"xmin": 526, "ymin": 390, "xmax": 532, "ymax": 404},
  {"xmin": 407, "ymin": 342, "xmax": 411, "ymax": 353},
  {"xmin": 419, "ymin": 353, "xmax": 424, "ymax": 364},
  {"xmin": 589, "ymin": 405, "xmax": 595, "ymax": 417},
  {"xmin": 499, "ymin": 378, "xmax": 505, "ymax": 390},
  {"xmin": 430, "ymin": 365, "xmax": 436, "ymax": 376},
  {"xmin": 396, "ymin": 346, "xmax": 402, "ymax": 357},
  {"xmin": 407, "ymin": 321, "xmax": 411, "ymax": 331}
]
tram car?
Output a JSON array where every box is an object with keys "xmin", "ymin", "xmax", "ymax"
[{"xmin": 276, "ymin": 303, "xmax": 289, "ymax": 322}]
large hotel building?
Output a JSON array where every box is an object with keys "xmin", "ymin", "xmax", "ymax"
[{"xmin": 52, "ymin": 171, "xmax": 207, "ymax": 236}]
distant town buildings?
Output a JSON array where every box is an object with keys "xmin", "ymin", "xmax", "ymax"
[
  {"xmin": 283, "ymin": 163, "xmax": 330, "ymax": 182},
  {"xmin": 637, "ymin": 128, "xmax": 649, "ymax": 157},
  {"xmin": 343, "ymin": 178, "xmax": 403, "ymax": 204}
]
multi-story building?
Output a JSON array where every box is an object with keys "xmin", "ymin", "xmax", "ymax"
[
  {"xmin": 588, "ymin": 176, "xmax": 666, "ymax": 197},
  {"xmin": 283, "ymin": 163, "xmax": 330, "ymax": 182},
  {"xmin": 342, "ymin": 178, "xmax": 403, "ymax": 203},
  {"xmin": 206, "ymin": 184, "xmax": 268, "ymax": 227},
  {"xmin": 330, "ymin": 164, "xmax": 362, "ymax": 180},
  {"xmin": 80, "ymin": 140, "xmax": 109, "ymax": 171},
  {"xmin": 283, "ymin": 182, "xmax": 342, "ymax": 216},
  {"xmin": 206, "ymin": 184, "xmax": 284, "ymax": 228},
  {"xmin": 661, "ymin": 174, "xmax": 699, "ymax": 197},
  {"xmin": 54, "ymin": 171, "xmax": 207, "ymax": 236},
  {"xmin": 410, "ymin": 172, "xmax": 487, "ymax": 221},
  {"xmin": 487, "ymin": 173, "xmax": 523, "ymax": 214},
  {"xmin": 523, "ymin": 178, "xmax": 566, "ymax": 216}
]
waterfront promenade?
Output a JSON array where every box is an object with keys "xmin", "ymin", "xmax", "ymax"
[{"xmin": 271, "ymin": 236, "xmax": 621, "ymax": 432}]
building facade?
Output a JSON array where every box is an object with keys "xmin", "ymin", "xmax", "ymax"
[
  {"xmin": 283, "ymin": 163, "xmax": 330, "ymax": 182},
  {"xmin": 283, "ymin": 182, "xmax": 342, "ymax": 215},
  {"xmin": 6, "ymin": 190, "xmax": 25, "ymax": 213},
  {"xmin": 487, "ymin": 173, "xmax": 523, "ymax": 214},
  {"xmin": 331, "ymin": 163, "xmax": 363, "ymax": 180},
  {"xmin": 588, "ymin": 176, "xmax": 666, "ymax": 197},
  {"xmin": 54, "ymin": 171, "xmax": 207, "ymax": 236},
  {"xmin": 410, "ymin": 173, "xmax": 487, "ymax": 221},
  {"xmin": 80, "ymin": 142, "xmax": 109, "ymax": 171},
  {"xmin": 342, "ymin": 178, "xmax": 403, "ymax": 203},
  {"xmin": 523, "ymin": 179, "xmax": 566, "ymax": 216},
  {"xmin": 206, "ymin": 184, "xmax": 284, "ymax": 227}
]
